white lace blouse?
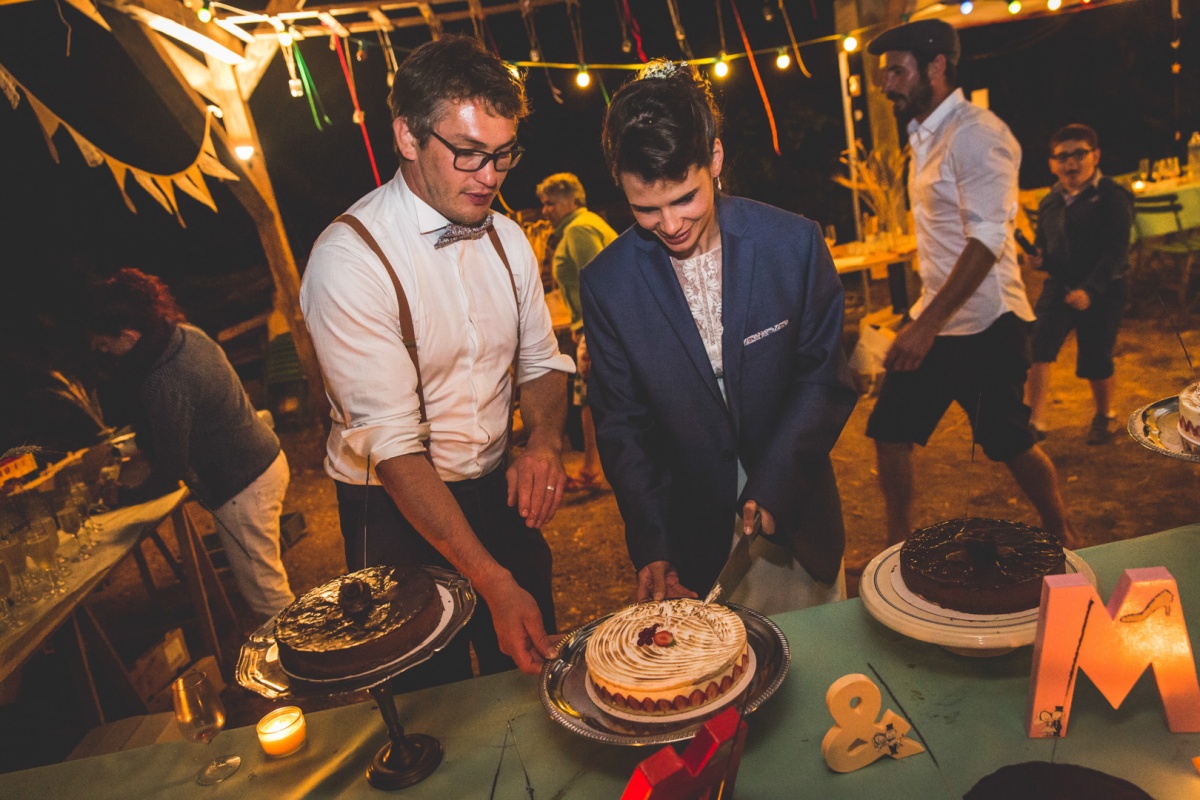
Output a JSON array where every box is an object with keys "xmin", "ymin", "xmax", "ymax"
[{"xmin": 670, "ymin": 246, "xmax": 724, "ymax": 377}]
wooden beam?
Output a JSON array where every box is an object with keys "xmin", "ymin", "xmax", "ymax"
[
  {"xmin": 159, "ymin": 38, "xmax": 216, "ymax": 99},
  {"xmin": 368, "ymin": 7, "xmax": 392, "ymax": 30},
  {"xmin": 111, "ymin": 0, "xmax": 246, "ymax": 64},
  {"xmin": 102, "ymin": 6, "xmax": 331, "ymax": 425},
  {"xmin": 235, "ymin": 36, "xmax": 279, "ymax": 99},
  {"xmin": 416, "ymin": 2, "xmax": 441, "ymax": 39}
]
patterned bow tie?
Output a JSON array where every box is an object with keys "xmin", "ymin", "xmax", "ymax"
[{"xmin": 434, "ymin": 215, "xmax": 494, "ymax": 249}]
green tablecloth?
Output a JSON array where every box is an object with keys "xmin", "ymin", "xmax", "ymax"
[{"xmin": 4, "ymin": 526, "xmax": 1200, "ymax": 798}]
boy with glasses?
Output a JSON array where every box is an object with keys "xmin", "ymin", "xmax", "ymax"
[
  {"xmin": 301, "ymin": 36, "xmax": 574, "ymax": 688},
  {"xmin": 1026, "ymin": 124, "xmax": 1133, "ymax": 445}
]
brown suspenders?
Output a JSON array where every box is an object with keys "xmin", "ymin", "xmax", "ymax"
[{"xmin": 334, "ymin": 214, "xmax": 522, "ymax": 457}]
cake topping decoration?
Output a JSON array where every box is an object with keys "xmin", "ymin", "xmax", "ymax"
[
  {"xmin": 637, "ymin": 623, "xmax": 661, "ymax": 646},
  {"xmin": 337, "ymin": 578, "xmax": 374, "ymax": 621},
  {"xmin": 653, "ymin": 630, "xmax": 676, "ymax": 647}
]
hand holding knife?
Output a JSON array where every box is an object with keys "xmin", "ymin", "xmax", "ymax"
[{"xmin": 703, "ymin": 502, "xmax": 771, "ymax": 605}]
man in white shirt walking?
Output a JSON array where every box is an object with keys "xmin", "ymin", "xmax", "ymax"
[
  {"xmin": 864, "ymin": 20, "xmax": 1077, "ymax": 550},
  {"xmin": 301, "ymin": 36, "xmax": 575, "ymax": 687}
]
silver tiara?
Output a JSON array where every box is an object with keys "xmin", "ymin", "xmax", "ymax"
[{"xmin": 638, "ymin": 59, "xmax": 683, "ymax": 81}]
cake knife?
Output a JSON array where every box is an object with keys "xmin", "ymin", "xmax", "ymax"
[{"xmin": 702, "ymin": 523, "xmax": 759, "ymax": 605}]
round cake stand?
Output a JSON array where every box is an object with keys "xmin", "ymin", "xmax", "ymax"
[
  {"xmin": 235, "ymin": 566, "xmax": 476, "ymax": 791},
  {"xmin": 1128, "ymin": 396, "xmax": 1200, "ymax": 464},
  {"xmin": 366, "ymin": 684, "xmax": 442, "ymax": 790}
]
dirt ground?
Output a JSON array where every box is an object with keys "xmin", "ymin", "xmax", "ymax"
[{"xmin": 7, "ymin": 273, "xmax": 1200, "ymax": 770}]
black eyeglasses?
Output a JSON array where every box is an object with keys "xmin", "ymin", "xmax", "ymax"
[
  {"xmin": 1049, "ymin": 148, "xmax": 1094, "ymax": 164},
  {"xmin": 428, "ymin": 130, "xmax": 525, "ymax": 172}
]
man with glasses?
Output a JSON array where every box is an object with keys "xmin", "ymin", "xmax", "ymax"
[
  {"xmin": 864, "ymin": 20, "xmax": 1077, "ymax": 550},
  {"xmin": 1026, "ymin": 124, "xmax": 1133, "ymax": 445},
  {"xmin": 301, "ymin": 36, "xmax": 574, "ymax": 687}
]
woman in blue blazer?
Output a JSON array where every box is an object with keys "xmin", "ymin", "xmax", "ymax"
[{"xmin": 580, "ymin": 61, "xmax": 858, "ymax": 614}]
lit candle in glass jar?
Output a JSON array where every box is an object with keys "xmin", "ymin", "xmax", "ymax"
[{"xmin": 256, "ymin": 706, "xmax": 306, "ymax": 757}]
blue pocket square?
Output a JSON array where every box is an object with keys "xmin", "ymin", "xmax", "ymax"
[{"xmin": 743, "ymin": 320, "xmax": 789, "ymax": 347}]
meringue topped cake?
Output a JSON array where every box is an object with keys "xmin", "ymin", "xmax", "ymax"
[
  {"xmin": 586, "ymin": 599, "xmax": 750, "ymax": 716},
  {"xmin": 274, "ymin": 565, "xmax": 443, "ymax": 680},
  {"xmin": 1178, "ymin": 381, "xmax": 1200, "ymax": 453}
]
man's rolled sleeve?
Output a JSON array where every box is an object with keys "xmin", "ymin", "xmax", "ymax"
[
  {"xmin": 956, "ymin": 124, "xmax": 1020, "ymax": 258},
  {"xmin": 300, "ymin": 234, "xmax": 429, "ymax": 465}
]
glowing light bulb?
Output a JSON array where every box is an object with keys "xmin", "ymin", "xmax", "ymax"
[
  {"xmin": 277, "ymin": 30, "xmax": 293, "ymax": 47},
  {"xmin": 775, "ymin": 49, "xmax": 790, "ymax": 70},
  {"xmin": 1048, "ymin": 0, "xmax": 1061, "ymax": 8},
  {"xmin": 288, "ymin": 78, "xmax": 303, "ymax": 97},
  {"xmin": 714, "ymin": 54, "xmax": 729, "ymax": 79},
  {"xmin": 234, "ymin": 144, "xmax": 254, "ymax": 161},
  {"xmin": 196, "ymin": 1, "xmax": 212, "ymax": 23},
  {"xmin": 576, "ymin": 68, "xmax": 590, "ymax": 88},
  {"xmin": 960, "ymin": 0, "xmax": 973, "ymax": 13},
  {"xmin": 1008, "ymin": 0, "xmax": 1021, "ymax": 13},
  {"xmin": 205, "ymin": 103, "xmax": 223, "ymax": 118},
  {"xmin": 843, "ymin": 36, "xmax": 859, "ymax": 53}
]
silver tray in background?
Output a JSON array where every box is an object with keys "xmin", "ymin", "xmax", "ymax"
[
  {"xmin": 1129, "ymin": 396, "xmax": 1200, "ymax": 464},
  {"xmin": 235, "ymin": 566, "xmax": 476, "ymax": 699},
  {"xmin": 539, "ymin": 602, "xmax": 789, "ymax": 746}
]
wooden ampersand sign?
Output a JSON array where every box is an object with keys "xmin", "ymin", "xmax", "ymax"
[{"xmin": 821, "ymin": 673, "xmax": 925, "ymax": 773}]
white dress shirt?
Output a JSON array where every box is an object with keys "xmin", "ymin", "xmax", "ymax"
[
  {"xmin": 301, "ymin": 169, "xmax": 574, "ymax": 485},
  {"xmin": 907, "ymin": 88, "xmax": 1034, "ymax": 335}
]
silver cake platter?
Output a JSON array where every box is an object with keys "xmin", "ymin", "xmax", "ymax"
[
  {"xmin": 540, "ymin": 602, "xmax": 789, "ymax": 746},
  {"xmin": 1128, "ymin": 396, "xmax": 1200, "ymax": 464},
  {"xmin": 235, "ymin": 566, "xmax": 476, "ymax": 699}
]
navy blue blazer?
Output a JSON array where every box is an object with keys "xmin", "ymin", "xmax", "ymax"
[{"xmin": 580, "ymin": 195, "xmax": 858, "ymax": 593}]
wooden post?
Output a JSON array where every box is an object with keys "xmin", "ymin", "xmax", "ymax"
[{"xmin": 102, "ymin": 5, "xmax": 330, "ymax": 424}]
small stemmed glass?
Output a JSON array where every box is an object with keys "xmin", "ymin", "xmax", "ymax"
[
  {"xmin": 172, "ymin": 671, "xmax": 241, "ymax": 785},
  {"xmin": 56, "ymin": 508, "xmax": 90, "ymax": 562},
  {"xmin": 0, "ymin": 561, "xmax": 21, "ymax": 631}
]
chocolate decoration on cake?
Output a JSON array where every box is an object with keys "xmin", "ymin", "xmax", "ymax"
[
  {"xmin": 275, "ymin": 565, "xmax": 443, "ymax": 680},
  {"xmin": 900, "ymin": 518, "xmax": 1066, "ymax": 615},
  {"xmin": 338, "ymin": 578, "xmax": 374, "ymax": 621}
]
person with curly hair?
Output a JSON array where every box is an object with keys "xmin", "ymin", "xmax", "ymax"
[{"xmin": 88, "ymin": 268, "xmax": 294, "ymax": 619}]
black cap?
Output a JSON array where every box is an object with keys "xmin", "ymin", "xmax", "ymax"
[{"xmin": 866, "ymin": 19, "xmax": 961, "ymax": 64}]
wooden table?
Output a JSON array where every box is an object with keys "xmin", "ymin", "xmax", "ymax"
[
  {"xmin": 833, "ymin": 245, "xmax": 917, "ymax": 314},
  {"xmin": 0, "ymin": 488, "xmax": 236, "ymax": 725}
]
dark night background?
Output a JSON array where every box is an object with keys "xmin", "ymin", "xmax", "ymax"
[{"xmin": 0, "ymin": 0, "xmax": 1196, "ymax": 337}]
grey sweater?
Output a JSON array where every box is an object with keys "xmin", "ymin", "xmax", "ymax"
[{"xmin": 124, "ymin": 324, "xmax": 280, "ymax": 509}]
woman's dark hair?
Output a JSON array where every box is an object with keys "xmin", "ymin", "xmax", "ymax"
[
  {"xmin": 601, "ymin": 62, "xmax": 722, "ymax": 185},
  {"xmin": 387, "ymin": 35, "xmax": 529, "ymax": 147},
  {"xmin": 1049, "ymin": 123, "xmax": 1099, "ymax": 151},
  {"xmin": 88, "ymin": 268, "xmax": 185, "ymax": 337}
]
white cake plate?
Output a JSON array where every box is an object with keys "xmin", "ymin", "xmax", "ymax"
[
  {"xmin": 1128, "ymin": 396, "xmax": 1200, "ymax": 464},
  {"xmin": 859, "ymin": 544, "xmax": 1097, "ymax": 656}
]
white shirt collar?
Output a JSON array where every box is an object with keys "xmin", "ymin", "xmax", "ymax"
[
  {"xmin": 395, "ymin": 168, "xmax": 454, "ymax": 237},
  {"xmin": 907, "ymin": 87, "xmax": 966, "ymax": 145}
]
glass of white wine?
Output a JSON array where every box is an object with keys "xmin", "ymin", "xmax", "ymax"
[{"xmin": 172, "ymin": 671, "xmax": 241, "ymax": 785}]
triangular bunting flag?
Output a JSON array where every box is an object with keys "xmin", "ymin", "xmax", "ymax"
[
  {"xmin": 64, "ymin": 0, "xmax": 112, "ymax": 31},
  {"xmin": 175, "ymin": 164, "xmax": 218, "ymax": 212},
  {"xmin": 133, "ymin": 168, "xmax": 174, "ymax": 214},
  {"xmin": 0, "ymin": 64, "xmax": 19, "ymax": 110},
  {"xmin": 104, "ymin": 159, "xmax": 137, "ymax": 213},
  {"xmin": 25, "ymin": 93, "xmax": 62, "ymax": 163},
  {"xmin": 153, "ymin": 174, "xmax": 185, "ymax": 226},
  {"xmin": 198, "ymin": 151, "xmax": 239, "ymax": 182},
  {"xmin": 67, "ymin": 126, "xmax": 105, "ymax": 167}
]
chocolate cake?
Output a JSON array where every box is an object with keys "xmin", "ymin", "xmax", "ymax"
[
  {"xmin": 964, "ymin": 762, "xmax": 1153, "ymax": 799},
  {"xmin": 274, "ymin": 565, "xmax": 443, "ymax": 680},
  {"xmin": 899, "ymin": 518, "xmax": 1065, "ymax": 615}
]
